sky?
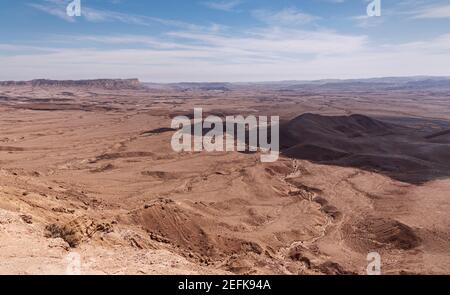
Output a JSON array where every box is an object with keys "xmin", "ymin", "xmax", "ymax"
[{"xmin": 0, "ymin": 0, "xmax": 450, "ymax": 82}]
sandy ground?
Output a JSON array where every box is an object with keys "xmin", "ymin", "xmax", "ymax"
[{"xmin": 0, "ymin": 84, "xmax": 449, "ymax": 274}]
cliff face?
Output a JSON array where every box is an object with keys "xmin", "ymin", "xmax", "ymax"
[{"xmin": 0, "ymin": 79, "xmax": 141, "ymax": 89}]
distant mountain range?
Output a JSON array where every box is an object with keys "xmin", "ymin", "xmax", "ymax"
[
  {"xmin": 0, "ymin": 79, "xmax": 141, "ymax": 89},
  {"xmin": 2, "ymin": 76, "xmax": 450, "ymax": 91},
  {"xmin": 144, "ymin": 76, "xmax": 450, "ymax": 91}
]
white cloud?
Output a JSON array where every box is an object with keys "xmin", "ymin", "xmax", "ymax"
[
  {"xmin": 202, "ymin": 0, "xmax": 242, "ymax": 12},
  {"xmin": 167, "ymin": 28, "xmax": 367, "ymax": 56},
  {"xmin": 29, "ymin": 0, "xmax": 202, "ymax": 30},
  {"xmin": 411, "ymin": 4, "xmax": 450, "ymax": 19},
  {"xmin": 252, "ymin": 7, "xmax": 320, "ymax": 26},
  {"xmin": 351, "ymin": 14, "xmax": 385, "ymax": 28},
  {"xmin": 2, "ymin": 27, "xmax": 450, "ymax": 82},
  {"xmin": 29, "ymin": 2, "xmax": 75, "ymax": 22}
]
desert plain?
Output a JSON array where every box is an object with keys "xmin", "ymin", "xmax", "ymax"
[{"xmin": 0, "ymin": 78, "xmax": 449, "ymax": 274}]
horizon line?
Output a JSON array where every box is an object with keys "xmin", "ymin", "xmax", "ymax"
[{"xmin": 1, "ymin": 75, "xmax": 450, "ymax": 85}]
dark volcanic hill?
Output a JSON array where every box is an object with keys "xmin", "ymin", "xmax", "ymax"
[
  {"xmin": 0, "ymin": 79, "xmax": 141, "ymax": 89},
  {"xmin": 280, "ymin": 113, "xmax": 450, "ymax": 184}
]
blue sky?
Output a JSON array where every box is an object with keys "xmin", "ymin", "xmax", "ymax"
[{"xmin": 0, "ymin": 0, "xmax": 450, "ymax": 82}]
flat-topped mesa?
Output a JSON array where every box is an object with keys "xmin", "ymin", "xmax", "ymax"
[{"xmin": 0, "ymin": 78, "xmax": 141, "ymax": 89}]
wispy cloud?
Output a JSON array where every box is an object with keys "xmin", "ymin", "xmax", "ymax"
[
  {"xmin": 167, "ymin": 28, "xmax": 366, "ymax": 57},
  {"xmin": 252, "ymin": 7, "xmax": 320, "ymax": 26},
  {"xmin": 411, "ymin": 4, "xmax": 450, "ymax": 19},
  {"xmin": 2, "ymin": 27, "xmax": 450, "ymax": 82},
  {"xmin": 351, "ymin": 14, "xmax": 385, "ymax": 28},
  {"xmin": 201, "ymin": 0, "xmax": 242, "ymax": 12},
  {"xmin": 29, "ymin": 0, "xmax": 201, "ymax": 29},
  {"xmin": 29, "ymin": 0, "xmax": 75, "ymax": 22}
]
